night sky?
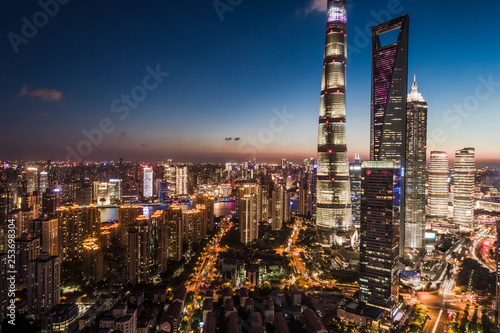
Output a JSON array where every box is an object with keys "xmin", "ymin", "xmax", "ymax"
[{"xmin": 1, "ymin": 0, "xmax": 499, "ymax": 166}]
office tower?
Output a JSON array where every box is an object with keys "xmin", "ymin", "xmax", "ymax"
[
  {"xmin": 453, "ymin": 148, "xmax": 476, "ymax": 227},
  {"xmin": 16, "ymin": 233, "xmax": 41, "ymax": 285},
  {"xmin": 427, "ymin": 152, "xmax": 449, "ymax": 218},
  {"xmin": 165, "ymin": 163, "xmax": 177, "ymax": 198},
  {"xmin": 176, "ymin": 166, "xmax": 188, "ymax": 196},
  {"xmin": 315, "ymin": 0, "xmax": 352, "ymax": 231},
  {"xmin": 109, "ymin": 179, "xmax": 122, "ymax": 203},
  {"xmin": 39, "ymin": 171, "xmax": 48, "ymax": 194},
  {"xmin": 405, "ymin": 77, "xmax": 427, "ymax": 252},
  {"xmin": 118, "ymin": 205, "xmax": 144, "ymax": 246},
  {"xmin": 26, "ymin": 166, "xmax": 38, "ymax": 194},
  {"xmin": 165, "ymin": 205, "xmax": 183, "ymax": 261},
  {"xmin": 128, "ymin": 216, "xmax": 151, "ymax": 286},
  {"xmin": 42, "ymin": 218, "xmax": 59, "ymax": 256},
  {"xmin": 27, "ymin": 252, "xmax": 60, "ymax": 318},
  {"xmin": 42, "ymin": 190, "xmax": 57, "ymax": 218},
  {"xmin": 93, "ymin": 181, "xmax": 110, "ymax": 206},
  {"xmin": 371, "ymin": 15, "xmax": 409, "ymax": 257},
  {"xmin": 349, "ymin": 155, "xmax": 362, "ymax": 228},
  {"xmin": 238, "ymin": 184, "xmax": 261, "ymax": 243},
  {"xmin": 151, "ymin": 211, "xmax": 169, "ymax": 274},
  {"xmin": 143, "ymin": 166, "xmax": 153, "ymax": 198},
  {"xmin": 298, "ymin": 176, "xmax": 309, "ymax": 216},
  {"xmin": 359, "ymin": 161, "xmax": 401, "ymax": 312},
  {"xmin": 75, "ymin": 187, "xmax": 93, "ymax": 206},
  {"xmin": 83, "ymin": 237, "xmax": 104, "ymax": 284}
]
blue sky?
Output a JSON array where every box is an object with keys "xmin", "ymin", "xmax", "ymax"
[{"xmin": 0, "ymin": 0, "xmax": 499, "ymax": 166}]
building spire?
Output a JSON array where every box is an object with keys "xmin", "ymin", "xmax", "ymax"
[{"xmin": 408, "ymin": 74, "xmax": 425, "ymax": 102}]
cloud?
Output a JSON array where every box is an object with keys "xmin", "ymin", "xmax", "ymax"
[
  {"xmin": 303, "ymin": 0, "xmax": 327, "ymax": 15},
  {"xmin": 19, "ymin": 85, "xmax": 62, "ymax": 101},
  {"xmin": 234, "ymin": 137, "xmax": 241, "ymax": 141},
  {"xmin": 39, "ymin": 112, "xmax": 50, "ymax": 118},
  {"xmin": 141, "ymin": 144, "xmax": 149, "ymax": 147},
  {"xmin": 225, "ymin": 137, "xmax": 233, "ymax": 141},
  {"xmin": 120, "ymin": 131, "xmax": 128, "ymax": 137}
]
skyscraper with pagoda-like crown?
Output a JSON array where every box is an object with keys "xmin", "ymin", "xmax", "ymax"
[{"xmin": 315, "ymin": 0, "xmax": 352, "ymax": 232}]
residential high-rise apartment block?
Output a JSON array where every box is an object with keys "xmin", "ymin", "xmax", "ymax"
[
  {"xmin": 271, "ymin": 185, "xmax": 291, "ymax": 231},
  {"xmin": 165, "ymin": 205, "xmax": 183, "ymax": 261},
  {"xmin": 109, "ymin": 179, "xmax": 122, "ymax": 203},
  {"xmin": 83, "ymin": 237, "xmax": 104, "ymax": 284},
  {"xmin": 128, "ymin": 216, "xmax": 151, "ymax": 286},
  {"xmin": 238, "ymin": 184, "xmax": 261, "ymax": 244},
  {"xmin": 118, "ymin": 205, "xmax": 143, "ymax": 246},
  {"xmin": 371, "ymin": 15, "xmax": 409, "ymax": 257},
  {"xmin": 453, "ymin": 148, "xmax": 476, "ymax": 227},
  {"xmin": 16, "ymin": 233, "xmax": 41, "ymax": 285},
  {"xmin": 56, "ymin": 205, "xmax": 100, "ymax": 261},
  {"xmin": 28, "ymin": 252, "xmax": 60, "ymax": 318},
  {"xmin": 315, "ymin": 0, "xmax": 352, "ymax": 232},
  {"xmin": 359, "ymin": 161, "xmax": 401, "ymax": 312},
  {"xmin": 427, "ymin": 151, "xmax": 449, "ymax": 218},
  {"xmin": 405, "ymin": 77, "xmax": 427, "ymax": 252},
  {"xmin": 41, "ymin": 218, "xmax": 59, "ymax": 256}
]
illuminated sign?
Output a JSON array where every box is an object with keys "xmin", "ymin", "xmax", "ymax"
[{"xmin": 425, "ymin": 232, "xmax": 436, "ymax": 240}]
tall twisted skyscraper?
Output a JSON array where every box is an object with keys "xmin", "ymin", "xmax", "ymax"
[
  {"xmin": 316, "ymin": 0, "xmax": 352, "ymax": 231},
  {"xmin": 371, "ymin": 15, "xmax": 409, "ymax": 257}
]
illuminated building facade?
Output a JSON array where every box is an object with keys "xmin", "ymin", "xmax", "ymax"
[
  {"xmin": 42, "ymin": 218, "xmax": 59, "ymax": 256},
  {"xmin": 128, "ymin": 216, "xmax": 151, "ymax": 286},
  {"xmin": 349, "ymin": 155, "xmax": 362, "ymax": 228},
  {"xmin": 427, "ymin": 151, "xmax": 449, "ymax": 218},
  {"xmin": 238, "ymin": 184, "xmax": 261, "ymax": 244},
  {"xmin": 165, "ymin": 205, "xmax": 183, "ymax": 261},
  {"xmin": 453, "ymin": 148, "xmax": 476, "ymax": 227},
  {"xmin": 271, "ymin": 185, "xmax": 290, "ymax": 231},
  {"xmin": 83, "ymin": 237, "xmax": 104, "ymax": 284},
  {"xmin": 143, "ymin": 166, "xmax": 153, "ymax": 198},
  {"xmin": 176, "ymin": 166, "xmax": 188, "ymax": 196},
  {"xmin": 118, "ymin": 205, "xmax": 143, "ymax": 246},
  {"xmin": 405, "ymin": 77, "xmax": 427, "ymax": 252},
  {"xmin": 370, "ymin": 15, "xmax": 409, "ymax": 257},
  {"xmin": 109, "ymin": 179, "xmax": 122, "ymax": 203},
  {"xmin": 359, "ymin": 161, "xmax": 401, "ymax": 313},
  {"xmin": 315, "ymin": 0, "xmax": 352, "ymax": 231}
]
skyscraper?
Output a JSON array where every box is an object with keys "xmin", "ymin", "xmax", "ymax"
[
  {"xmin": 143, "ymin": 167, "xmax": 153, "ymax": 198},
  {"xmin": 176, "ymin": 166, "xmax": 188, "ymax": 196},
  {"xmin": 109, "ymin": 179, "xmax": 122, "ymax": 203},
  {"xmin": 371, "ymin": 15, "xmax": 409, "ymax": 257},
  {"xmin": 128, "ymin": 216, "xmax": 151, "ymax": 286},
  {"xmin": 315, "ymin": 0, "xmax": 352, "ymax": 232},
  {"xmin": 238, "ymin": 184, "xmax": 261, "ymax": 244},
  {"xmin": 427, "ymin": 151, "xmax": 449, "ymax": 219},
  {"xmin": 349, "ymin": 155, "xmax": 362, "ymax": 228},
  {"xmin": 28, "ymin": 252, "xmax": 60, "ymax": 318},
  {"xmin": 405, "ymin": 76, "xmax": 427, "ymax": 252},
  {"xmin": 453, "ymin": 148, "xmax": 476, "ymax": 227},
  {"xmin": 359, "ymin": 161, "xmax": 401, "ymax": 313}
]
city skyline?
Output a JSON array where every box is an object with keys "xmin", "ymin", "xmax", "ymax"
[{"xmin": 1, "ymin": 0, "xmax": 499, "ymax": 166}]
